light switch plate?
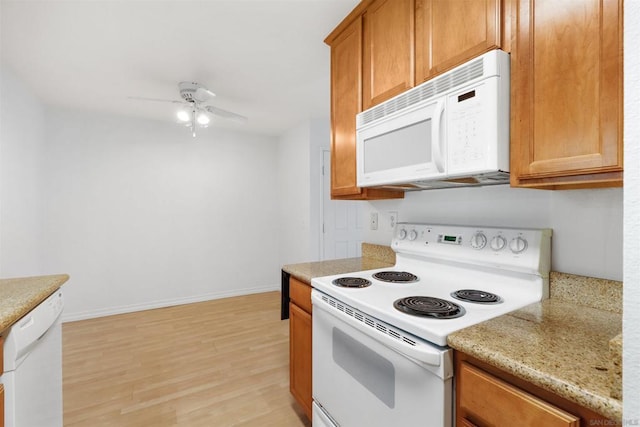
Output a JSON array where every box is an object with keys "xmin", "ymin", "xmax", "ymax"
[
  {"xmin": 370, "ymin": 212, "xmax": 379, "ymax": 230},
  {"xmin": 388, "ymin": 211, "xmax": 398, "ymax": 229}
]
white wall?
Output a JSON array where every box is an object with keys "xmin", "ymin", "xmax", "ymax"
[
  {"xmin": 1, "ymin": 62, "xmax": 328, "ymax": 321},
  {"xmin": 0, "ymin": 64, "xmax": 45, "ymax": 276},
  {"xmin": 42, "ymin": 108, "xmax": 281, "ymax": 320},
  {"xmin": 309, "ymin": 118, "xmax": 331, "ymax": 260},
  {"xmin": 276, "ymin": 117, "xmax": 330, "ymax": 266},
  {"xmin": 277, "ymin": 121, "xmax": 312, "ymax": 266},
  {"xmin": 364, "ymin": 186, "xmax": 623, "ymax": 281},
  {"xmin": 624, "ymin": 1, "xmax": 640, "ymax": 420}
]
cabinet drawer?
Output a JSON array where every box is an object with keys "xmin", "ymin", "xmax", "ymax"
[
  {"xmin": 290, "ymin": 277, "xmax": 312, "ymax": 314},
  {"xmin": 459, "ymin": 362, "xmax": 580, "ymax": 427}
]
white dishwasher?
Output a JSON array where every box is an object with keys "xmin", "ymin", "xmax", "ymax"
[{"xmin": 1, "ymin": 290, "xmax": 64, "ymax": 427}]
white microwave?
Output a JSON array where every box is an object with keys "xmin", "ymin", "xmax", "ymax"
[{"xmin": 356, "ymin": 49, "xmax": 511, "ymax": 190}]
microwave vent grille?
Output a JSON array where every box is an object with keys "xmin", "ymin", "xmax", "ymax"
[{"xmin": 358, "ymin": 56, "xmax": 484, "ymax": 127}]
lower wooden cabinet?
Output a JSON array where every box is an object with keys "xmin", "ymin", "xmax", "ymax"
[
  {"xmin": 456, "ymin": 352, "xmax": 613, "ymax": 426},
  {"xmin": 289, "ymin": 278, "xmax": 312, "ymax": 420},
  {"xmin": 458, "ymin": 361, "xmax": 579, "ymax": 426}
]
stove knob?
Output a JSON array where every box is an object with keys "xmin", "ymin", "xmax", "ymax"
[
  {"xmin": 398, "ymin": 229, "xmax": 407, "ymax": 240},
  {"xmin": 490, "ymin": 235, "xmax": 506, "ymax": 251},
  {"xmin": 408, "ymin": 229, "xmax": 418, "ymax": 241},
  {"xmin": 510, "ymin": 236, "xmax": 528, "ymax": 254},
  {"xmin": 470, "ymin": 232, "xmax": 487, "ymax": 249}
]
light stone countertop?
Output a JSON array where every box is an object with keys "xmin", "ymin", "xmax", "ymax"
[
  {"xmin": 448, "ymin": 272, "xmax": 623, "ymax": 421},
  {"xmin": 282, "ymin": 243, "xmax": 395, "ymax": 283},
  {"xmin": 0, "ymin": 274, "xmax": 69, "ymax": 333}
]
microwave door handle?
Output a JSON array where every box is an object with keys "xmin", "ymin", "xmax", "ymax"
[{"xmin": 431, "ymin": 100, "xmax": 445, "ymax": 173}]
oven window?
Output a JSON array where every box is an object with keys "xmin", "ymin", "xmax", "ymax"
[{"xmin": 332, "ymin": 327, "xmax": 395, "ymax": 408}]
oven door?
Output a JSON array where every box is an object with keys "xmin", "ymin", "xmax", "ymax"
[{"xmin": 312, "ymin": 290, "xmax": 453, "ymax": 427}]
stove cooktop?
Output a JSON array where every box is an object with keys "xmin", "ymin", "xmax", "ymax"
[{"xmin": 311, "ymin": 223, "xmax": 552, "ymax": 347}]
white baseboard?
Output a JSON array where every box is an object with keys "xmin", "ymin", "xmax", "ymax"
[{"xmin": 61, "ymin": 284, "xmax": 280, "ymax": 322}]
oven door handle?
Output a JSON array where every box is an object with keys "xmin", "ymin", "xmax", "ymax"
[{"xmin": 312, "ymin": 292, "xmax": 442, "ymax": 367}]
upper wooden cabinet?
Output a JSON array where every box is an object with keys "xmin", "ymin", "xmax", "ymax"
[
  {"xmin": 325, "ymin": 0, "xmax": 507, "ymax": 199},
  {"xmin": 326, "ymin": 0, "xmax": 621, "ymax": 195},
  {"xmin": 329, "ymin": 16, "xmax": 361, "ymax": 198},
  {"xmin": 327, "ymin": 13, "xmax": 404, "ymax": 200},
  {"xmin": 362, "ymin": 0, "xmax": 415, "ymax": 109},
  {"xmin": 510, "ymin": 0, "xmax": 623, "ymax": 188},
  {"xmin": 415, "ymin": 0, "xmax": 504, "ymax": 84}
]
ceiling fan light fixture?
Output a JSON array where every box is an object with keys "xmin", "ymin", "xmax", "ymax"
[
  {"xmin": 131, "ymin": 82, "xmax": 247, "ymax": 137},
  {"xmin": 176, "ymin": 108, "xmax": 191, "ymax": 123},
  {"xmin": 196, "ymin": 111, "xmax": 211, "ymax": 126}
]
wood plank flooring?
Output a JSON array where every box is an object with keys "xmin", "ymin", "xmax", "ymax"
[{"xmin": 63, "ymin": 291, "xmax": 311, "ymax": 427}]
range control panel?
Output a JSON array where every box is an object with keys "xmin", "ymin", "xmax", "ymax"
[{"xmin": 393, "ymin": 223, "xmax": 552, "ymax": 276}]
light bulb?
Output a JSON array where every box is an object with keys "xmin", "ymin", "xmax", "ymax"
[
  {"xmin": 196, "ymin": 112, "xmax": 211, "ymax": 126},
  {"xmin": 176, "ymin": 109, "xmax": 190, "ymax": 122}
]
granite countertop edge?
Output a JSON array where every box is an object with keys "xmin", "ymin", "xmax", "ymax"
[
  {"xmin": 0, "ymin": 274, "xmax": 70, "ymax": 333},
  {"xmin": 448, "ymin": 294, "xmax": 623, "ymax": 421},
  {"xmin": 282, "ymin": 257, "xmax": 391, "ymax": 283},
  {"xmin": 282, "ymin": 243, "xmax": 396, "ymax": 283}
]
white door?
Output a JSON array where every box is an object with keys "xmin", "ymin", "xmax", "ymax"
[{"xmin": 321, "ymin": 150, "xmax": 365, "ymax": 260}]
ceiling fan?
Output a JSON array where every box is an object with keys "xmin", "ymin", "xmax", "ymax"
[{"xmin": 129, "ymin": 82, "xmax": 248, "ymax": 137}]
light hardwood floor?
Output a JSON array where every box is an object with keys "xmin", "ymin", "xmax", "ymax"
[{"xmin": 63, "ymin": 291, "xmax": 311, "ymax": 427}]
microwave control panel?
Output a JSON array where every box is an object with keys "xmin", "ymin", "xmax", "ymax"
[{"xmin": 446, "ymin": 75, "xmax": 508, "ymax": 175}]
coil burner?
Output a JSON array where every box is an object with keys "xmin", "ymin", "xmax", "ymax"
[
  {"xmin": 393, "ymin": 296, "xmax": 465, "ymax": 319},
  {"xmin": 451, "ymin": 289, "xmax": 503, "ymax": 304},
  {"xmin": 332, "ymin": 277, "xmax": 372, "ymax": 288},
  {"xmin": 373, "ymin": 271, "xmax": 419, "ymax": 283}
]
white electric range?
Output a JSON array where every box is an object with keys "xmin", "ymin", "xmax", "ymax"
[{"xmin": 311, "ymin": 223, "xmax": 551, "ymax": 427}]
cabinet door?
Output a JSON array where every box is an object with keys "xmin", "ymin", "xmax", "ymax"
[
  {"xmin": 329, "ymin": 16, "xmax": 404, "ymax": 200},
  {"xmin": 458, "ymin": 362, "xmax": 580, "ymax": 427},
  {"xmin": 415, "ymin": 0, "xmax": 501, "ymax": 83},
  {"xmin": 362, "ymin": 0, "xmax": 415, "ymax": 109},
  {"xmin": 510, "ymin": 0, "xmax": 623, "ymax": 188},
  {"xmin": 289, "ymin": 302, "xmax": 312, "ymax": 420},
  {"xmin": 330, "ymin": 16, "xmax": 363, "ymax": 198}
]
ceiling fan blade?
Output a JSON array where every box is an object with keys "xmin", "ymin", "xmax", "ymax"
[
  {"xmin": 204, "ymin": 105, "xmax": 248, "ymax": 123},
  {"xmin": 195, "ymin": 87, "xmax": 216, "ymax": 102},
  {"xmin": 128, "ymin": 96, "xmax": 184, "ymax": 104}
]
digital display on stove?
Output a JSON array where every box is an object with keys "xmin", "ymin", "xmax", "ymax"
[{"xmin": 438, "ymin": 234, "xmax": 462, "ymax": 244}]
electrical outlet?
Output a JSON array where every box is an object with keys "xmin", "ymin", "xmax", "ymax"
[
  {"xmin": 388, "ymin": 211, "xmax": 398, "ymax": 229},
  {"xmin": 370, "ymin": 212, "xmax": 379, "ymax": 230}
]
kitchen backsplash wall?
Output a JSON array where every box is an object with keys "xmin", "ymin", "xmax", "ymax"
[{"xmin": 365, "ymin": 185, "xmax": 622, "ymax": 281}]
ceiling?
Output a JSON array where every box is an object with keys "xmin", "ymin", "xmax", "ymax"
[{"xmin": 0, "ymin": 0, "xmax": 359, "ymax": 136}]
